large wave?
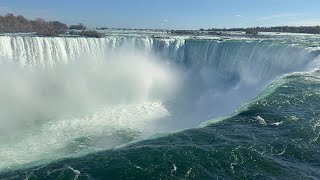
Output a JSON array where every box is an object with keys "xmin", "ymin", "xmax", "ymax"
[{"xmin": 0, "ymin": 36, "xmax": 319, "ymax": 170}]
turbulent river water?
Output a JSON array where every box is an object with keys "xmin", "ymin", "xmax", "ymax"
[{"xmin": 0, "ymin": 32, "xmax": 320, "ymax": 179}]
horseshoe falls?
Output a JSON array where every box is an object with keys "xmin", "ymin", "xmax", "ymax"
[{"xmin": 1, "ymin": 33, "xmax": 320, "ymax": 179}]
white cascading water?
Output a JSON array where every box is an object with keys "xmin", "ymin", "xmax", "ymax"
[{"xmin": 0, "ymin": 36, "xmax": 318, "ymax": 170}]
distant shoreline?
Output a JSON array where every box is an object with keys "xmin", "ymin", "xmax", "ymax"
[{"xmin": 1, "ymin": 13, "xmax": 320, "ymax": 38}]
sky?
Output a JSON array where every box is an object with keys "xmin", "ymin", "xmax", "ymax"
[{"xmin": 0, "ymin": 0, "xmax": 320, "ymax": 30}]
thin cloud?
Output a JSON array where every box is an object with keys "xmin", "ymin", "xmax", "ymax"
[
  {"xmin": 235, "ymin": 15, "xmax": 243, "ymax": 18},
  {"xmin": 288, "ymin": 19, "xmax": 320, "ymax": 26},
  {"xmin": 0, "ymin": 6, "xmax": 55, "ymax": 20},
  {"xmin": 0, "ymin": 6, "xmax": 13, "ymax": 15},
  {"xmin": 257, "ymin": 13, "xmax": 298, "ymax": 21}
]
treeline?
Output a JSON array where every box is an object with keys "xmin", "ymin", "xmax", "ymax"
[
  {"xmin": 0, "ymin": 13, "xmax": 103, "ymax": 37},
  {"xmin": 0, "ymin": 13, "xmax": 67, "ymax": 36},
  {"xmin": 69, "ymin": 23, "xmax": 86, "ymax": 30},
  {"xmin": 203, "ymin": 26, "xmax": 320, "ymax": 34},
  {"xmin": 69, "ymin": 30, "xmax": 102, "ymax": 38}
]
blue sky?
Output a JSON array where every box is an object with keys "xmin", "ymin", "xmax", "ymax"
[{"xmin": 0, "ymin": 0, "xmax": 320, "ymax": 29}]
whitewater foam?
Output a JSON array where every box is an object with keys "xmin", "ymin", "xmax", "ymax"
[{"xmin": 0, "ymin": 101, "xmax": 169, "ymax": 170}]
